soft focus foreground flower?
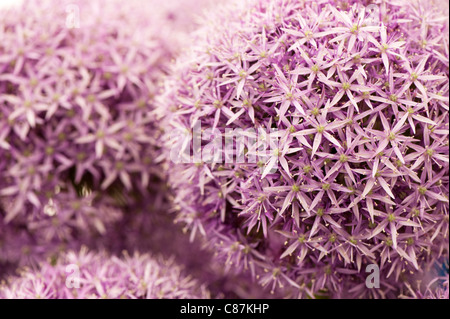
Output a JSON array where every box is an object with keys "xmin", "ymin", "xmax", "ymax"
[
  {"xmin": 160, "ymin": 0, "xmax": 449, "ymax": 298},
  {"xmin": 0, "ymin": 0, "xmax": 176, "ymax": 222},
  {"xmin": 0, "ymin": 247, "xmax": 210, "ymax": 299},
  {"xmin": 0, "ymin": 190, "xmax": 122, "ymax": 277}
]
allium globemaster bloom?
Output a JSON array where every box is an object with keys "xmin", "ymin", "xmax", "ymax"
[
  {"xmin": 0, "ymin": 0, "xmax": 174, "ymax": 223},
  {"xmin": 0, "ymin": 0, "xmax": 217, "ymax": 282},
  {"xmin": 0, "ymin": 247, "xmax": 210, "ymax": 299},
  {"xmin": 160, "ymin": 0, "xmax": 449, "ymax": 298}
]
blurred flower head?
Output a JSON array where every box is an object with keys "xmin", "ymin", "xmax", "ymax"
[{"xmin": 0, "ymin": 247, "xmax": 211, "ymax": 299}]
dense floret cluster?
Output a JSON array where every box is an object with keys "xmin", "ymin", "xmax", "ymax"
[
  {"xmin": 0, "ymin": 0, "xmax": 176, "ymax": 274},
  {"xmin": 160, "ymin": 0, "xmax": 449, "ymax": 298},
  {"xmin": 0, "ymin": 247, "xmax": 210, "ymax": 299},
  {"xmin": 0, "ymin": 0, "xmax": 172, "ymax": 221}
]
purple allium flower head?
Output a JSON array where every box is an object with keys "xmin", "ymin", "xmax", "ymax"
[
  {"xmin": 0, "ymin": 247, "xmax": 210, "ymax": 299},
  {"xmin": 0, "ymin": 0, "xmax": 178, "ymax": 223},
  {"xmin": 160, "ymin": 0, "xmax": 449, "ymax": 298}
]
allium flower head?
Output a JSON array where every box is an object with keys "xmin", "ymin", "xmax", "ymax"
[
  {"xmin": 160, "ymin": 0, "xmax": 449, "ymax": 298},
  {"xmin": 0, "ymin": 0, "xmax": 178, "ymax": 223},
  {"xmin": 0, "ymin": 247, "xmax": 210, "ymax": 299}
]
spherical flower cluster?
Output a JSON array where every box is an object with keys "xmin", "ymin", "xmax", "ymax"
[
  {"xmin": 0, "ymin": 0, "xmax": 216, "ymax": 282},
  {"xmin": 0, "ymin": 0, "xmax": 180, "ymax": 275},
  {"xmin": 160, "ymin": 0, "xmax": 449, "ymax": 298},
  {"xmin": 0, "ymin": 0, "xmax": 174, "ymax": 221},
  {"xmin": 0, "ymin": 247, "xmax": 210, "ymax": 299}
]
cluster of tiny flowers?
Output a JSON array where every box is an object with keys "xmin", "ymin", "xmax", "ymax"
[
  {"xmin": 160, "ymin": 0, "xmax": 449, "ymax": 298},
  {"xmin": 0, "ymin": 0, "xmax": 174, "ymax": 221},
  {"xmin": 0, "ymin": 193, "xmax": 123, "ymax": 278},
  {"xmin": 0, "ymin": 0, "xmax": 177, "ymax": 273},
  {"xmin": 0, "ymin": 247, "xmax": 210, "ymax": 299}
]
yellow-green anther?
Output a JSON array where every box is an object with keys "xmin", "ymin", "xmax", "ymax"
[
  {"xmin": 45, "ymin": 146, "xmax": 54, "ymax": 156},
  {"xmin": 389, "ymin": 132, "xmax": 396, "ymax": 140},
  {"xmin": 304, "ymin": 30, "xmax": 313, "ymax": 37},
  {"xmin": 272, "ymin": 268, "xmax": 281, "ymax": 277},
  {"xmin": 116, "ymin": 161, "xmax": 124, "ymax": 170},
  {"xmin": 30, "ymin": 78, "xmax": 39, "ymax": 86},
  {"xmin": 273, "ymin": 148, "xmax": 281, "ymax": 157},
  {"xmin": 339, "ymin": 154, "xmax": 348, "ymax": 163},
  {"xmin": 213, "ymin": 100, "xmax": 222, "ymax": 108},
  {"xmin": 87, "ymin": 94, "xmax": 96, "ymax": 103}
]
